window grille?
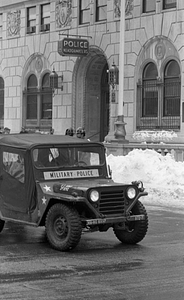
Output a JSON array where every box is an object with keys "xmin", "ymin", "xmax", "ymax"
[{"xmin": 137, "ymin": 60, "xmax": 181, "ymax": 130}]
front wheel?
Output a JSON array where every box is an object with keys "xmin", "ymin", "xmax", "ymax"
[
  {"xmin": 113, "ymin": 200, "xmax": 148, "ymax": 244},
  {"xmin": 45, "ymin": 203, "xmax": 82, "ymax": 251}
]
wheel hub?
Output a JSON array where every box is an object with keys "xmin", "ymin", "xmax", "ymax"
[{"xmin": 54, "ymin": 216, "xmax": 68, "ymax": 237}]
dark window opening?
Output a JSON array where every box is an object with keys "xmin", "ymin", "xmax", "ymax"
[
  {"xmin": 40, "ymin": 3, "xmax": 50, "ymax": 32},
  {"xmin": 27, "ymin": 74, "xmax": 38, "ymax": 120},
  {"xmin": 79, "ymin": 0, "xmax": 90, "ymax": 25},
  {"xmin": 143, "ymin": 0, "xmax": 156, "ymax": 13},
  {"xmin": 25, "ymin": 73, "xmax": 52, "ymax": 129},
  {"xmin": 27, "ymin": 6, "xmax": 36, "ymax": 34},
  {"xmin": 142, "ymin": 63, "xmax": 158, "ymax": 117},
  {"xmin": 41, "ymin": 73, "xmax": 52, "ymax": 119},
  {"xmin": 96, "ymin": 0, "xmax": 107, "ymax": 22},
  {"xmin": 164, "ymin": 60, "xmax": 180, "ymax": 117},
  {"xmin": 137, "ymin": 60, "xmax": 181, "ymax": 130},
  {"xmin": 163, "ymin": 0, "xmax": 176, "ymax": 9}
]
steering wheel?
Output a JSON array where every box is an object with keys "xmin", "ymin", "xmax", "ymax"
[{"xmin": 75, "ymin": 160, "xmax": 87, "ymax": 167}]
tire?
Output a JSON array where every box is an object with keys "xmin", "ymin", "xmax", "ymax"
[
  {"xmin": 45, "ymin": 203, "xmax": 82, "ymax": 251},
  {"xmin": 0, "ymin": 219, "xmax": 5, "ymax": 233},
  {"xmin": 113, "ymin": 200, "xmax": 148, "ymax": 244}
]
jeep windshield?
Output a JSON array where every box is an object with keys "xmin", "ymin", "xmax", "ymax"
[{"xmin": 32, "ymin": 145, "xmax": 105, "ymax": 169}]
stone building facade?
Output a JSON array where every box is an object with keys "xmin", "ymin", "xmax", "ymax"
[
  {"xmin": 123, "ymin": 0, "xmax": 184, "ymax": 142},
  {"xmin": 0, "ymin": 0, "xmax": 122, "ymax": 141},
  {"xmin": 0, "ymin": 0, "xmax": 184, "ymax": 143}
]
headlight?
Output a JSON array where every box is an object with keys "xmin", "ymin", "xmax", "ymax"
[
  {"xmin": 89, "ymin": 190, "xmax": 99, "ymax": 202},
  {"xmin": 126, "ymin": 187, "xmax": 136, "ymax": 199}
]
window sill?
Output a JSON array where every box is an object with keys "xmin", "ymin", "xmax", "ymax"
[
  {"xmin": 78, "ymin": 23, "xmax": 90, "ymax": 27},
  {"xmin": 95, "ymin": 19, "xmax": 107, "ymax": 23},
  {"xmin": 161, "ymin": 7, "xmax": 176, "ymax": 12},
  {"xmin": 141, "ymin": 11, "xmax": 156, "ymax": 16},
  {"xmin": 40, "ymin": 30, "xmax": 50, "ymax": 34}
]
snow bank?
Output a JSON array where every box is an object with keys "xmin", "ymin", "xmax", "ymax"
[{"xmin": 107, "ymin": 149, "xmax": 184, "ymax": 211}]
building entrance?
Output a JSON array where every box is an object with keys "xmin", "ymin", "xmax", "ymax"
[
  {"xmin": 74, "ymin": 51, "xmax": 109, "ymax": 142},
  {"xmin": 85, "ymin": 60, "xmax": 109, "ymax": 142}
]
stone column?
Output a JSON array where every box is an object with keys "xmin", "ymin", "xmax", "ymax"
[{"xmin": 105, "ymin": 0, "xmax": 128, "ymax": 144}]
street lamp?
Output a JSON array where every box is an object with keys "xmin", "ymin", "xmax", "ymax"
[
  {"xmin": 49, "ymin": 68, "xmax": 63, "ymax": 95},
  {"xmin": 107, "ymin": 62, "xmax": 119, "ymax": 103},
  {"xmin": 108, "ymin": 62, "xmax": 119, "ymax": 89},
  {"xmin": 49, "ymin": 68, "xmax": 58, "ymax": 89}
]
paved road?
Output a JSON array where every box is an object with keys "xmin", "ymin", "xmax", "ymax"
[{"xmin": 0, "ymin": 206, "xmax": 183, "ymax": 300}]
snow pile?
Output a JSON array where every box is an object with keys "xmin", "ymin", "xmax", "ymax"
[{"xmin": 107, "ymin": 149, "xmax": 184, "ymax": 210}]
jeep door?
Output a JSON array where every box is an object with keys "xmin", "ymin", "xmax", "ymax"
[{"xmin": 0, "ymin": 147, "xmax": 36, "ymax": 216}]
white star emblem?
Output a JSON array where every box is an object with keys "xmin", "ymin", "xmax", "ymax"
[
  {"xmin": 42, "ymin": 197, "xmax": 47, "ymax": 205},
  {"xmin": 43, "ymin": 185, "xmax": 51, "ymax": 192}
]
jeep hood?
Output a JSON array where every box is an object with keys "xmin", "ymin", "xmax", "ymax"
[{"xmin": 38, "ymin": 178, "xmax": 125, "ymax": 196}]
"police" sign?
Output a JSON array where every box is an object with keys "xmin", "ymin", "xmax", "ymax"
[{"xmin": 58, "ymin": 38, "xmax": 89, "ymax": 56}]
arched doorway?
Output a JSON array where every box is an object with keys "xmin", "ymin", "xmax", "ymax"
[
  {"xmin": 0, "ymin": 77, "xmax": 4, "ymax": 129},
  {"xmin": 73, "ymin": 49, "xmax": 109, "ymax": 142},
  {"xmin": 100, "ymin": 63, "xmax": 109, "ymax": 141}
]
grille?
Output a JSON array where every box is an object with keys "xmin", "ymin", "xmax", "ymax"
[{"xmin": 99, "ymin": 188, "xmax": 125, "ymax": 215}]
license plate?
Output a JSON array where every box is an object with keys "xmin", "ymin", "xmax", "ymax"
[{"xmin": 86, "ymin": 218, "xmax": 107, "ymax": 225}]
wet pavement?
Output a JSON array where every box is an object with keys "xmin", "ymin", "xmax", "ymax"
[{"xmin": 0, "ymin": 206, "xmax": 184, "ymax": 299}]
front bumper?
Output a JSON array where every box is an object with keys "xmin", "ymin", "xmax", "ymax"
[{"xmin": 85, "ymin": 214, "xmax": 146, "ymax": 226}]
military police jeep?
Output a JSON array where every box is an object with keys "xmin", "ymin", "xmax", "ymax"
[{"xmin": 0, "ymin": 134, "xmax": 148, "ymax": 251}]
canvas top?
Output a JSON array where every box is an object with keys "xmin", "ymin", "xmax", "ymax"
[{"xmin": 0, "ymin": 134, "xmax": 95, "ymax": 150}]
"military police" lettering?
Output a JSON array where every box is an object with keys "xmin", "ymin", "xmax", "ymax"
[{"xmin": 44, "ymin": 169, "xmax": 99, "ymax": 180}]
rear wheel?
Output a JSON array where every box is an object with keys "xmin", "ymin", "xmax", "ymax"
[
  {"xmin": 45, "ymin": 203, "xmax": 82, "ymax": 251},
  {"xmin": 0, "ymin": 219, "xmax": 5, "ymax": 233},
  {"xmin": 113, "ymin": 200, "xmax": 148, "ymax": 244}
]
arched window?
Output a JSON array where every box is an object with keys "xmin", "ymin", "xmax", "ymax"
[
  {"xmin": 142, "ymin": 63, "xmax": 158, "ymax": 117},
  {"xmin": 27, "ymin": 74, "xmax": 38, "ymax": 119},
  {"xmin": 164, "ymin": 60, "xmax": 180, "ymax": 116},
  {"xmin": 0, "ymin": 77, "xmax": 4, "ymax": 128},
  {"xmin": 24, "ymin": 73, "xmax": 52, "ymax": 130},
  {"xmin": 41, "ymin": 73, "xmax": 52, "ymax": 119},
  {"xmin": 137, "ymin": 60, "xmax": 181, "ymax": 130}
]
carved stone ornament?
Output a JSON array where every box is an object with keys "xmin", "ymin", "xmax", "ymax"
[
  {"xmin": 114, "ymin": 0, "xmax": 121, "ymax": 18},
  {"xmin": 114, "ymin": 0, "xmax": 134, "ymax": 18},
  {"xmin": 35, "ymin": 56, "xmax": 43, "ymax": 73},
  {"xmin": 55, "ymin": 0, "xmax": 72, "ymax": 28},
  {"xmin": 125, "ymin": 0, "xmax": 134, "ymax": 16},
  {"xmin": 155, "ymin": 41, "xmax": 166, "ymax": 60},
  {"xmin": 7, "ymin": 10, "xmax": 21, "ymax": 36}
]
